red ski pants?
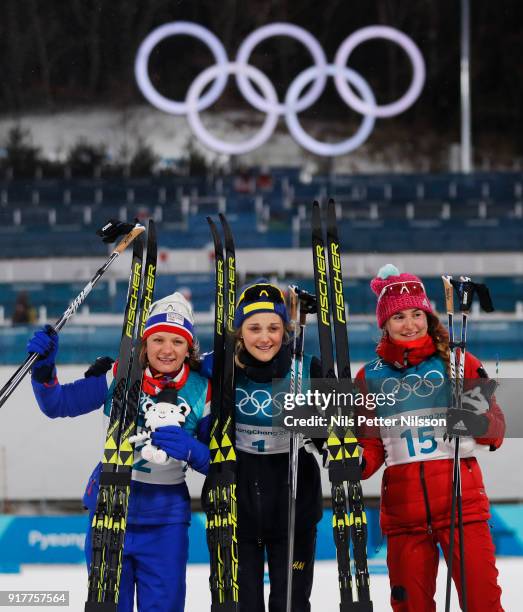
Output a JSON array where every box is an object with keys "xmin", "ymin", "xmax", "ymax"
[{"xmin": 386, "ymin": 521, "xmax": 503, "ymax": 611}]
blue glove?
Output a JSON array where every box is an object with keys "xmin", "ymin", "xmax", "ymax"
[
  {"xmin": 199, "ymin": 352, "xmax": 214, "ymax": 380},
  {"xmin": 27, "ymin": 325, "xmax": 58, "ymax": 383},
  {"xmin": 151, "ymin": 426, "xmax": 210, "ymax": 474}
]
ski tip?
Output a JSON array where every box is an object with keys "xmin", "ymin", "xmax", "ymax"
[
  {"xmin": 207, "ymin": 216, "xmax": 221, "ymax": 234},
  {"xmin": 219, "ymin": 214, "xmax": 234, "ymax": 243},
  {"xmin": 219, "ymin": 212, "xmax": 231, "ymax": 229},
  {"xmin": 147, "ymin": 218, "xmax": 156, "ymax": 238},
  {"xmin": 311, "ymin": 201, "xmax": 322, "ymax": 230},
  {"xmin": 326, "ymin": 198, "xmax": 338, "ymax": 225}
]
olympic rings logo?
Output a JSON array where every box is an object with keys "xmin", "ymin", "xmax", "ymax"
[
  {"xmin": 380, "ymin": 370, "xmax": 445, "ymax": 402},
  {"xmin": 236, "ymin": 388, "xmax": 286, "ymax": 418},
  {"xmin": 135, "ymin": 21, "xmax": 425, "ymax": 156}
]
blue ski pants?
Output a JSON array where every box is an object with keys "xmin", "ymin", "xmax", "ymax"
[{"xmin": 85, "ymin": 519, "xmax": 189, "ymax": 612}]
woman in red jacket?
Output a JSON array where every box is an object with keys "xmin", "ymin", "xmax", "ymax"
[{"xmin": 356, "ymin": 264, "xmax": 505, "ymax": 612}]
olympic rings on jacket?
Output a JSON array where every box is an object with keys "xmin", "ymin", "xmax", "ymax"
[
  {"xmin": 381, "ymin": 370, "xmax": 445, "ymax": 402},
  {"xmin": 135, "ymin": 21, "xmax": 426, "ymax": 156},
  {"xmin": 236, "ymin": 388, "xmax": 286, "ymax": 418}
]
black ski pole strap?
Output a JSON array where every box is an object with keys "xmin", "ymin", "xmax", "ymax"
[
  {"xmin": 450, "ymin": 277, "xmax": 495, "ymax": 313},
  {"xmin": 96, "ymin": 219, "xmax": 136, "ymax": 244},
  {"xmin": 296, "ymin": 287, "xmax": 318, "ymax": 314},
  {"xmin": 474, "ymin": 282, "xmax": 495, "ymax": 312},
  {"xmin": 450, "ymin": 278, "xmax": 474, "ymax": 311}
]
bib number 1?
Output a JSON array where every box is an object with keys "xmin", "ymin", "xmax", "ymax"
[{"xmin": 252, "ymin": 439, "xmax": 266, "ymax": 453}]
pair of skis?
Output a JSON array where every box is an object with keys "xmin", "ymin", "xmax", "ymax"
[
  {"xmin": 85, "ymin": 219, "xmax": 157, "ymax": 611},
  {"xmin": 441, "ymin": 275, "xmax": 494, "ymax": 612},
  {"xmin": 311, "ymin": 199, "xmax": 373, "ymax": 611},
  {"xmin": 204, "ymin": 214, "xmax": 239, "ymax": 611}
]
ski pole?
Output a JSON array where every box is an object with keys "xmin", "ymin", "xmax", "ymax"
[
  {"xmin": 443, "ymin": 275, "xmax": 475, "ymax": 612},
  {"xmin": 456, "ymin": 277, "xmax": 473, "ymax": 612},
  {"xmin": 442, "ymin": 274, "xmax": 462, "ymax": 612},
  {"xmin": 286, "ymin": 286, "xmax": 316, "ymax": 612},
  {"xmin": 0, "ymin": 222, "xmax": 145, "ymax": 409},
  {"xmin": 286, "ymin": 286, "xmax": 300, "ymax": 612}
]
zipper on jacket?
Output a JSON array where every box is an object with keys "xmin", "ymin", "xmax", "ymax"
[{"xmin": 419, "ymin": 463, "xmax": 433, "ymax": 534}]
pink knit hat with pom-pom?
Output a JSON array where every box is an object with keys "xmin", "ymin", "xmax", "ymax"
[{"xmin": 371, "ymin": 264, "xmax": 433, "ymax": 328}]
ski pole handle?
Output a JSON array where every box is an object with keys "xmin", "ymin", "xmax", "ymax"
[
  {"xmin": 113, "ymin": 224, "xmax": 146, "ymax": 254},
  {"xmin": 288, "ymin": 285, "xmax": 299, "ymax": 324},
  {"xmin": 442, "ymin": 275, "xmax": 454, "ymax": 316},
  {"xmin": 0, "ymin": 223, "xmax": 145, "ymax": 409}
]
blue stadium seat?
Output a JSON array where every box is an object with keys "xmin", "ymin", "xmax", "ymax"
[
  {"xmin": 21, "ymin": 207, "xmax": 51, "ymax": 228},
  {"xmin": 448, "ymin": 201, "xmax": 481, "ymax": 219},
  {"xmin": 2, "ymin": 181, "xmax": 32, "ymax": 205},
  {"xmin": 54, "ymin": 206, "xmax": 85, "ymax": 226},
  {"xmin": 0, "ymin": 210, "xmax": 16, "ymax": 225},
  {"xmin": 88, "ymin": 205, "xmax": 128, "ymax": 228},
  {"xmin": 32, "ymin": 182, "xmax": 64, "ymax": 206},
  {"xmin": 63, "ymin": 181, "xmax": 102, "ymax": 205},
  {"xmin": 383, "ymin": 179, "xmax": 421, "ymax": 202},
  {"xmin": 412, "ymin": 201, "xmax": 446, "ymax": 220}
]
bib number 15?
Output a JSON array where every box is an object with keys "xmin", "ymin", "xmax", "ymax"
[{"xmin": 400, "ymin": 427, "xmax": 437, "ymax": 457}]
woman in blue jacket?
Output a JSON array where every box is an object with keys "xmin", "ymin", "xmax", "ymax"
[{"xmin": 28, "ymin": 292, "xmax": 211, "ymax": 612}]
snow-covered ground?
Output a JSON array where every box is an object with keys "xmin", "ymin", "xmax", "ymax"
[
  {"xmin": 0, "ymin": 105, "xmax": 438, "ymax": 174},
  {"xmin": 0, "ymin": 558, "xmax": 520, "ymax": 611}
]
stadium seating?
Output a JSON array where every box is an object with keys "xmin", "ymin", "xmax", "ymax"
[
  {"xmin": 1, "ymin": 273, "xmax": 520, "ymax": 321},
  {"xmin": 0, "ymin": 171, "xmax": 520, "ymax": 255},
  {"xmin": 1, "ymin": 169, "xmax": 522, "ymax": 363}
]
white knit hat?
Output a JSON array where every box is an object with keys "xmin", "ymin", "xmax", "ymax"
[{"xmin": 143, "ymin": 292, "xmax": 195, "ymax": 345}]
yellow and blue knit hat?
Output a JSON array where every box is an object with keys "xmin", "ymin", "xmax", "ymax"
[{"xmin": 234, "ymin": 278, "xmax": 288, "ymax": 329}]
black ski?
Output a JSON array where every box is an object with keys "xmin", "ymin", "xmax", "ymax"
[
  {"xmin": 85, "ymin": 219, "xmax": 157, "ymax": 611},
  {"xmin": 312, "ymin": 199, "xmax": 372, "ymax": 611},
  {"xmin": 204, "ymin": 213, "xmax": 239, "ymax": 611}
]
